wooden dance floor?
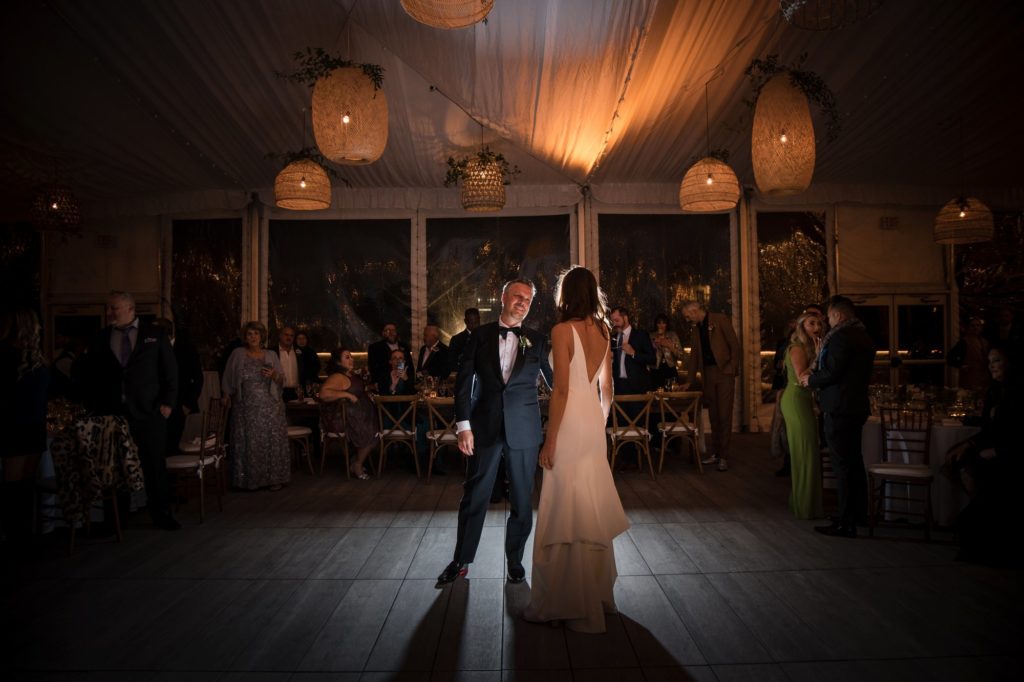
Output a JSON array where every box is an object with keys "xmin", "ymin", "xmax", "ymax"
[{"xmin": 3, "ymin": 434, "xmax": 1020, "ymax": 681}]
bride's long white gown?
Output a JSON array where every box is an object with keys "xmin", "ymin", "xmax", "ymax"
[{"xmin": 525, "ymin": 327, "xmax": 630, "ymax": 633}]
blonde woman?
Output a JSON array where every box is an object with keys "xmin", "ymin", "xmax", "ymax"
[{"xmin": 781, "ymin": 312, "xmax": 824, "ymax": 519}]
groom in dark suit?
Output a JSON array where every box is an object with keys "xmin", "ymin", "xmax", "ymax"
[{"xmin": 437, "ymin": 278, "xmax": 553, "ymax": 586}]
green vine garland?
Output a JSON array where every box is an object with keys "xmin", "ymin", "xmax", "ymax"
[
  {"xmin": 444, "ymin": 147, "xmax": 521, "ymax": 187},
  {"xmin": 266, "ymin": 148, "xmax": 350, "ymax": 185},
  {"xmin": 744, "ymin": 53, "xmax": 841, "ymax": 143},
  {"xmin": 277, "ymin": 47, "xmax": 384, "ymax": 90}
]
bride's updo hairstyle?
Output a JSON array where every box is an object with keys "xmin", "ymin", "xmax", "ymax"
[{"xmin": 555, "ymin": 265, "xmax": 609, "ymax": 338}]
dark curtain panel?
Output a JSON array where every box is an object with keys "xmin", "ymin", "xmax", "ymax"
[
  {"xmin": 756, "ymin": 211, "xmax": 828, "ymax": 399},
  {"xmin": 427, "ymin": 215, "xmax": 570, "ymax": 341},
  {"xmin": 598, "ymin": 213, "xmax": 731, "ymax": 335},
  {"xmin": 171, "ymin": 218, "xmax": 243, "ymax": 369},
  {"xmin": 269, "ymin": 219, "xmax": 410, "ymax": 352}
]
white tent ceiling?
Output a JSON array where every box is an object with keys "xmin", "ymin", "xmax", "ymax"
[{"xmin": 2, "ymin": 0, "xmax": 1022, "ymax": 219}]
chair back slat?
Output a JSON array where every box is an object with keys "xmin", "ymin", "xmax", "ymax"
[
  {"xmin": 656, "ymin": 390, "xmax": 702, "ymax": 432},
  {"xmin": 425, "ymin": 396, "xmax": 457, "ymax": 436},
  {"xmin": 319, "ymin": 399, "xmax": 347, "ymax": 435},
  {"xmin": 879, "ymin": 407, "xmax": 932, "ymax": 466},
  {"xmin": 610, "ymin": 393, "xmax": 653, "ymax": 433},
  {"xmin": 374, "ymin": 394, "xmax": 418, "ymax": 434}
]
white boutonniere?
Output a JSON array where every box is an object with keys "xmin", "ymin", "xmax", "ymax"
[{"xmin": 519, "ymin": 335, "xmax": 532, "ymax": 353}]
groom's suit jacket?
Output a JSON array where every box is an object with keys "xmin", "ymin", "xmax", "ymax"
[{"xmin": 455, "ymin": 322, "xmax": 553, "ymax": 450}]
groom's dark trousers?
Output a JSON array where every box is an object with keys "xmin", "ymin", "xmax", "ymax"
[{"xmin": 453, "ymin": 433, "xmax": 538, "ymax": 566}]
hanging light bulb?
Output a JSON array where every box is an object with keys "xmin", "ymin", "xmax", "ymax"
[
  {"xmin": 779, "ymin": 131, "xmax": 788, "ymax": 143},
  {"xmin": 705, "ymin": 174, "xmax": 714, "ymax": 185},
  {"xmin": 51, "ymin": 201, "xmax": 59, "ymax": 210},
  {"xmin": 958, "ymin": 208, "xmax": 966, "ymax": 218},
  {"xmin": 341, "ymin": 112, "xmax": 351, "ymax": 125}
]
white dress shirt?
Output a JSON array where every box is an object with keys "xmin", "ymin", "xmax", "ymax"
[
  {"xmin": 278, "ymin": 346, "xmax": 299, "ymax": 388},
  {"xmin": 456, "ymin": 322, "xmax": 520, "ymax": 434},
  {"xmin": 617, "ymin": 325, "xmax": 632, "ymax": 378}
]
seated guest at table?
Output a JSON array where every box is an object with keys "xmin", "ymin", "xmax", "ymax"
[
  {"xmin": 384, "ymin": 348, "xmax": 416, "ymax": 397},
  {"xmin": 295, "ymin": 329, "xmax": 321, "ymax": 386},
  {"xmin": 448, "ymin": 308, "xmax": 480, "ymax": 375},
  {"xmin": 417, "ymin": 324, "xmax": 449, "ymax": 381},
  {"xmin": 946, "ymin": 345, "xmax": 1021, "ymax": 564},
  {"xmin": 651, "ymin": 313, "xmax": 684, "ymax": 389},
  {"xmin": 320, "ymin": 347, "xmax": 378, "ymax": 480},
  {"xmin": 949, "ymin": 317, "xmax": 990, "ymax": 393},
  {"xmin": 368, "ymin": 323, "xmax": 413, "ymax": 391},
  {"xmin": 222, "ymin": 321, "xmax": 290, "ymax": 491},
  {"xmin": 0, "ymin": 306, "xmax": 50, "ymax": 545},
  {"xmin": 78, "ymin": 290, "xmax": 180, "ymax": 530},
  {"xmin": 781, "ymin": 312, "xmax": 824, "ymax": 520},
  {"xmin": 275, "ymin": 326, "xmax": 302, "ymax": 401},
  {"xmin": 152, "ymin": 317, "xmax": 203, "ymax": 454}
]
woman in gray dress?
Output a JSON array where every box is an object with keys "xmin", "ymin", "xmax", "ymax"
[{"xmin": 222, "ymin": 321, "xmax": 291, "ymax": 490}]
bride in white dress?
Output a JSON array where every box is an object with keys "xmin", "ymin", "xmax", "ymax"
[{"xmin": 523, "ymin": 265, "xmax": 630, "ymax": 633}]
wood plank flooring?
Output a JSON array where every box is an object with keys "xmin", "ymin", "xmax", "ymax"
[{"xmin": 3, "ymin": 434, "xmax": 1020, "ymax": 681}]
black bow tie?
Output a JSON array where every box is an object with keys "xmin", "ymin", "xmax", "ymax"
[{"xmin": 498, "ymin": 327, "xmax": 521, "ymax": 339}]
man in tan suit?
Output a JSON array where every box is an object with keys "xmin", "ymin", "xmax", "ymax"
[{"xmin": 681, "ymin": 301, "xmax": 741, "ymax": 471}]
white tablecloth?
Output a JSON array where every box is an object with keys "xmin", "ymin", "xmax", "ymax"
[{"xmin": 862, "ymin": 416, "xmax": 980, "ymax": 527}]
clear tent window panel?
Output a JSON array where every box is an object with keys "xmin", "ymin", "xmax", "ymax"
[
  {"xmin": 171, "ymin": 218, "xmax": 243, "ymax": 369},
  {"xmin": 426, "ymin": 215, "xmax": 570, "ymax": 342},
  {"xmin": 598, "ymin": 212, "xmax": 731, "ymax": 333},
  {"xmin": 268, "ymin": 219, "xmax": 411, "ymax": 353}
]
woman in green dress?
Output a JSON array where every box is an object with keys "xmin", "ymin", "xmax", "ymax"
[{"xmin": 781, "ymin": 312, "xmax": 824, "ymax": 519}]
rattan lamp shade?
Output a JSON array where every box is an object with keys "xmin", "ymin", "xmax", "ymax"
[
  {"xmin": 312, "ymin": 67, "xmax": 388, "ymax": 165},
  {"xmin": 934, "ymin": 197, "xmax": 994, "ymax": 244},
  {"xmin": 460, "ymin": 158, "xmax": 505, "ymax": 212},
  {"xmin": 275, "ymin": 159, "xmax": 331, "ymax": 210},
  {"xmin": 32, "ymin": 184, "xmax": 81, "ymax": 231},
  {"xmin": 751, "ymin": 74, "xmax": 815, "ymax": 196},
  {"xmin": 679, "ymin": 157, "xmax": 741, "ymax": 212},
  {"xmin": 401, "ymin": 0, "xmax": 494, "ymax": 29}
]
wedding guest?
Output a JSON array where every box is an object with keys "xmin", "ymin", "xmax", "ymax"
[
  {"xmin": 222, "ymin": 321, "xmax": 290, "ymax": 491},
  {"xmin": 320, "ymin": 347, "xmax": 378, "ymax": 480},
  {"xmin": 448, "ymin": 308, "xmax": 481, "ymax": 375},
  {"xmin": 781, "ymin": 312, "xmax": 824, "ymax": 519},
  {"xmin": 295, "ymin": 329, "xmax": 322, "ymax": 386},
  {"xmin": 325, "ymin": 347, "xmax": 346, "ymax": 377},
  {"xmin": 609, "ymin": 307, "xmax": 656, "ymax": 395},
  {"xmin": 79, "ymin": 291, "xmax": 180, "ymax": 529},
  {"xmin": 416, "ymin": 324, "xmax": 449, "ymax": 381},
  {"xmin": 945, "ymin": 346, "xmax": 1021, "ymax": 564},
  {"xmin": 949, "ymin": 317, "xmax": 991, "ymax": 393},
  {"xmin": 800, "ymin": 295, "xmax": 874, "ymax": 538},
  {"xmin": 651, "ymin": 313, "xmax": 684, "ymax": 388},
  {"xmin": 152, "ymin": 317, "xmax": 203, "ymax": 454},
  {"xmin": 275, "ymin": 326, "xmax": 302, "ymax": 401},
  {"xmin": 0, "ymin": 307, "xmax": 50, "ymax": 545},
  {"xmin": 681, "ymin": 301, "xmax": 741, "ymax": 472},
  {"xmin": 367, "ymin": 323, "xmax": 413, "ymax": 391}
]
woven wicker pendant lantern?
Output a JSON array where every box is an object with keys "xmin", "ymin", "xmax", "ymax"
[
  {"xmin": 401, "ymin": 0, "xmax": 494, "ymax": 29},
  {"xmin": 934, "ymin": 197, "xmax": 993, "ymax": 244},
  {"xmin": 275, "ymin": 159, "xmax": 331, "ymax": 210},
  {"xmin": 461, "ymin": 157, "xmax": 505, "ymax": 212},
  {"xmin": 751, "ymin": 74, "xmax": 815, "ymax": 196},
  {"xmin": 680, "ymin": 157, "xmax": 741, "ymax": 212},
  {"xmin": 312, "ymin": 66, "xmax": 388, "ymax": 165},
  {"xmin": 32, "ymin": 184, "xmax": 81, "ymax": 233}
]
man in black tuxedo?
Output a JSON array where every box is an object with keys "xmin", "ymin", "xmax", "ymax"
[
  {"xmin": 448, "ymin": 308, "xmax": 481, "ymax": 375},
  {"xmin": 367, "ymin": 323, "xmax": 413, "ymax": 391},
  {"xmin": 153, "ymin": 317, "xmax": 203, "ymax": 454},
  {"xmin": 800, "ymin": 295, "xmax": 874, "ymax": 538},
  {"xmin": 80, "ymin": 291, "xmax": 180, "ymax": 530},
  {"xmin": 437, "ymin": 279, "xmax": 552, "ymax": 587},
  {"xmin": 416, "ymin": 324, "xmax": 449, "ymax": 381},
  {"xmin": 609, "ymin": 307, "xmax": 657, "ymax": 395}
]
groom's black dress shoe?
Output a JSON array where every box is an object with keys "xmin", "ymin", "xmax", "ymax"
[
  {"xmin": 814, "ymin": 523, "xmax": 857, "ymax": 538},
  {"xmin": 436, "ymin": 561, "xmax": 469, "ymax": 587},
  {"xmin": 507, "ymin": 561, "xmax": 526, "ymax": 584}
]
